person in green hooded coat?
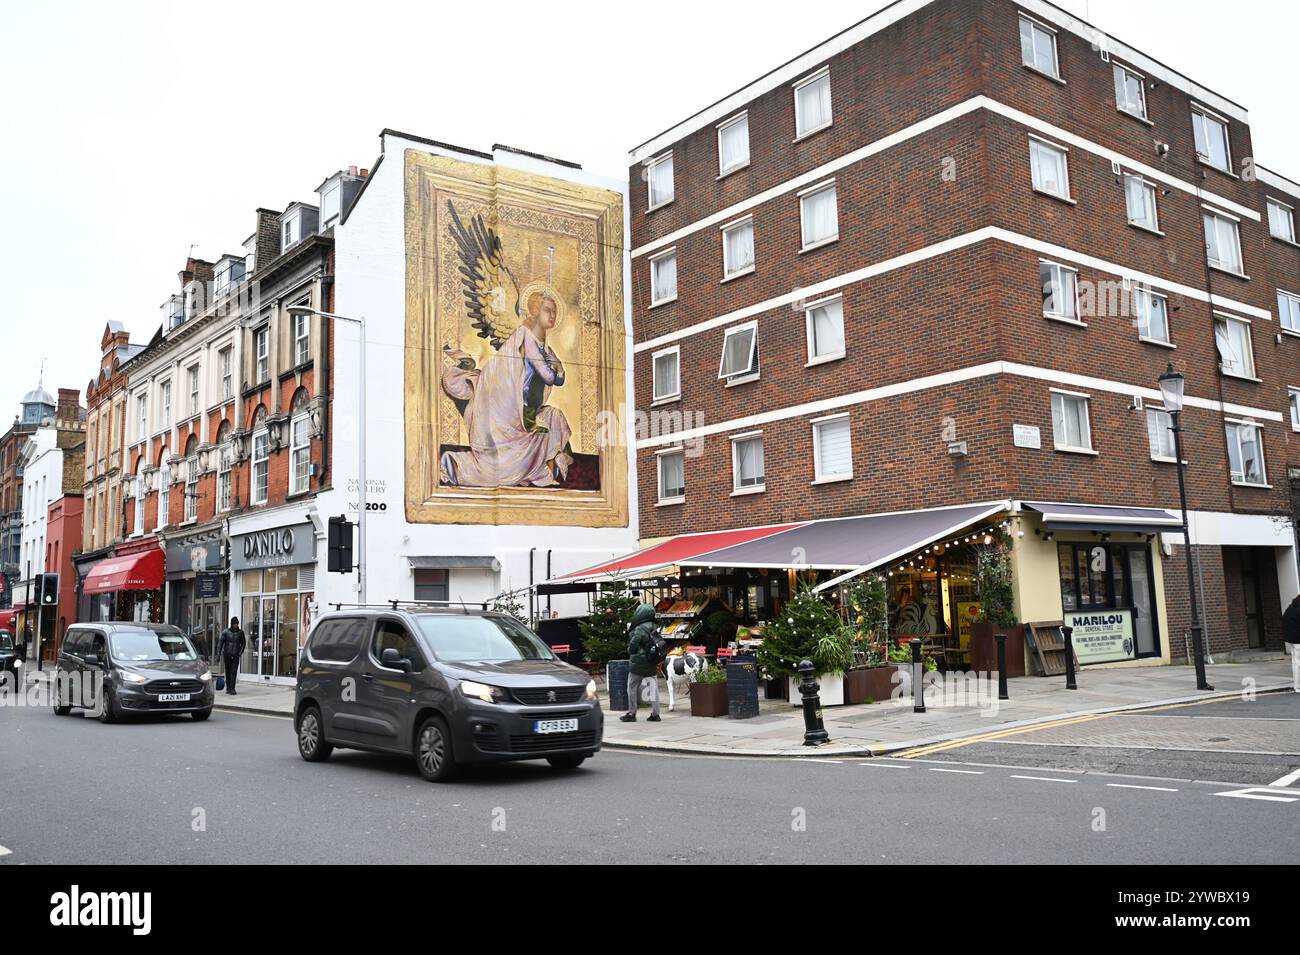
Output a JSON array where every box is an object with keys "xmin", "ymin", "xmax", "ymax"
[{"xmin": 620, "ymin": 603, "xmax": 661, "ymax": 722}]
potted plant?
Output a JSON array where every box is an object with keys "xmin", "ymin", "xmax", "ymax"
[
  {"xmin": 688, "ymin": 663, "xmax": 729, "ymax": 717},
  {"xmin": 967, "ymin": 532, "xmax": 1026, "ymax": 677},
  {"xmin": 757, "ymin": 586, "xmax": 851, "ymax": 706},
  {"xmin": 842, "ymin": 576, "xmax": 897, "ymax": 704}
]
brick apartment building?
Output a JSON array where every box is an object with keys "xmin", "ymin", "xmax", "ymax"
[
  {"xmin": 84, "ymin": 167, "xmax": 365, "ymax": 681},
  {"xmin": 615, "ymin": 0, "xmax": 1299, "ymax": 667}
]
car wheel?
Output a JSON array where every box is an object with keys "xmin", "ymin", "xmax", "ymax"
[
  {"xmin": 191, "ymin": 708, "xmax": 212, "ymax": 722},
  {"xmin": 97, "ymin": 686, "xmax": 118, "ymax": 724},
  {"xmin": 546, "ymin": 754, "xmax": 587, "ymax": 770},
  {"xmin": 415, "ymin": 715, "xmax": 459, "ymax": 782},
  {"xmin": 297, "ymin": 706, "xmax": 333, "ymax": 762},
  {"xmin": 52, "ymin": 681, "xmax": 72, "ymax": 716}
]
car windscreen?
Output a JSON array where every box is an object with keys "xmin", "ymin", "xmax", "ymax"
[
  {"xmin": 0, "ymin": 632, "xmax": 12, "ymax": 650},
  {"xmin": 415, "ymin": 616, "xmax": 555, "ymax": 663},
  {"xmin": 109, "ymin": 629, "xmax": 198, "ymax": 662}
]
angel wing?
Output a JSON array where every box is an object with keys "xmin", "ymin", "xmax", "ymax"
[{"xmin": 446, "ymin": 200, "xmax": 520, "ymax": 349}]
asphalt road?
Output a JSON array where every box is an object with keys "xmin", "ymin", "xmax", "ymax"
[{"xmin": 1, "ymin": 697, "xmax": 1296, "ymax": 864}]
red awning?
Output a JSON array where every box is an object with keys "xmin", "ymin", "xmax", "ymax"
[
  {"xmin": 553, "ymin": 523, "xmax": 807, "ymax": 584},
  {"xmin": 83, "ymin": 549, "xmax": 165, "ymax": 593}
]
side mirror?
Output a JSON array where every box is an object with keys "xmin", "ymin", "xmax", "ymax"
[
  {"xmin": 380, "ymin": 647, "xmax": 412, "ymax": 673},
  {"xmin": 83, "ymin": 654, "xmax": 101, "ymax": 667}
]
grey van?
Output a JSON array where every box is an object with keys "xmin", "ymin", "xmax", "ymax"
[
  {"xmin": 295, "ymin": 608, "xmax": 603, "ymax": 782},
  {"xmin": 53, "ymin": 623, "xmax": 215, "ymax": 722}
]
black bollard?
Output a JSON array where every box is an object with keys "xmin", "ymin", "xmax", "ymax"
[
  {"xmin": 994, "ymin": 632, "xmax": 1010, "ymax": 701},
  {"xmin": 797, "ymin": 660, "xmax": 830, "ymax": 746},
  {"xmin": 910, "ymin": 638, "xmax": 926, "ymax": 713},
  {"xmin": 1062, "ymin": 625, "xmax": 1078, "ymax": 690}
]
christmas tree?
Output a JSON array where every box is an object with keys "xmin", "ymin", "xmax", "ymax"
[
  {"xmin": 757, "ymin": 585, "xmax": 848, "ymax": 677},
  {"xmin": 578, "ymin": 581, "xmax": 640, "ymax": 664}
]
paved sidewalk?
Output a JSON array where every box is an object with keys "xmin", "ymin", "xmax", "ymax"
[{"xmin": 189, "ymin": 659, "xmax": 1296, "ymax": 758}]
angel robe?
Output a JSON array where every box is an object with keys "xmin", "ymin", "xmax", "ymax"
[{"xmin": 440, "ymin": 324, "xmax": 574, "ymax": 488}]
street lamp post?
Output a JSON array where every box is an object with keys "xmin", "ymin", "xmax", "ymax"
[
  {"xmin": 289, "ymin": 306, "xmax": 367, "ymax": 605},
  {"xmin": 1157, "ymin": 362, "xmax": 1213, "ymax": 691}
]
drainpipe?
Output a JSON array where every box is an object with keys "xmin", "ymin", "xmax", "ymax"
[
  {"xmin": 319, "ymin": 273, "xmax": 334, "ymax": 486},
  {"xmin": 546, "ymin": 548, "xmax": 552, "ymax": 618},
  {"xmin": 528, "ymin": 547, "xmax": 535, "ymax": 629}
]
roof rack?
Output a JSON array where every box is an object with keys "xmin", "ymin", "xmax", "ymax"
[{"xmin": 326, "ymin": 600, "xmax": 491, "ymax": 614}]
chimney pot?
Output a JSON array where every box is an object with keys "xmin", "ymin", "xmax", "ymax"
[
  {"xmin": 348, "ymin": 165, "xmax": 358, "ymax": 176},
  {"xmin": 360, "ymin": 168, "xmax": 369, "ymax": 177}
]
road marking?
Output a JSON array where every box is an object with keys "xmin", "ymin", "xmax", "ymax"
[
  {"xmin": 894, "ymin": 714, "xmax": 1106, "ymax": 758},
  {"xmin": 1009, "ymin": 774, "xmax": 1078, "ymax": 784},
  {"xmin": 1106, "ymin": 783, "xmax": 1179, "ymax": 792},
  {"xmin": 859, "ymin": 761, "xmax": 912, "ymax": 768},
  {"xmin": 1269, "ymin": 768, "xmax": 1300, "ymax": 788},
  {"xmin": 803, "ymin": 758, "xmax": 844, "ymax": 764},
  {"xmin": 929, "ymin": 768, "xmax": 983, "ymax": 775},
  {"xmin": 1213, "ymin": 787, "xmax": 1300, "ymax": 803}
]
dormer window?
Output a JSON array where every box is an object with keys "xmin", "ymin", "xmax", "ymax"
[
  {"xmin": 280, "ymin": 205, "xmax": 320, "ymax": 253},
  {"xmin": 320, "ymin": 183, "xmax": 341, "ymax": 227}
]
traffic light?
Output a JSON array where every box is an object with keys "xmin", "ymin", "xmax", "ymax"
[
  {"xmin": 39, "ymin": 572, "xmax": 59, "ymax": 606},
  {"xmin": 327, "ymin": 516, "xmax": 354, "ymax": 573}
]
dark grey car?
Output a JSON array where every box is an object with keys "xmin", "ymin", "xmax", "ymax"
[
  {"xmin": 0, "ymin": 630, "xmax": 19, "ymax": 683},
  {"xmin": 52, "ymin": 623, "xmax": 215, "ymax": 722},
  {"xmin": 295, "ymin": 608, "xmax": 603, "ymax": 782}
]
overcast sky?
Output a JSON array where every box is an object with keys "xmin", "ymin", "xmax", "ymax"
[{"xmin": 2, "ymin": 0, "xmax": 1296, "ymax": 417}]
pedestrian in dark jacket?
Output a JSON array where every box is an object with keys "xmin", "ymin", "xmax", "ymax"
[
  {"xmin": 619, "ymin": 603, "xmax": 661, "ymax": 722},
  {"xmin": 215, "ymin": 617, "xmax": 246, "ymax": 695},
  {"xmin": 1283, "ymin": 593, "xmax": 1300, "ymax": 693}
]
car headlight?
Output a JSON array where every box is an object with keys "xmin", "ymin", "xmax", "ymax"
[
  {"xmin": 118, "ymin": 670, "xmax": 147, "ymax": 685},
  {"xmin": 198, "ymin": 670, "xmax": 212, "ymax": 682},
  {"xmin": 459, "ymin": 679, "xmax": 507, "ymax": 704},
  {"xmin": 585, "ymin": 679, "xmax": 598, "ymax": 701}
]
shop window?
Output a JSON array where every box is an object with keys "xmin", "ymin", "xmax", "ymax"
[
  {"xmin": 372, "ymin": 621, "xmax": 424, "ymax": 672},
  {"xmin": 1018, "ymin": 14, "xmax": 1059, "ymax": 78},
  {"xmin": 646, "ymin": 152, "xmax": 673, "ymax": 209},
  {"xmin": 414, "ymin": 569, "xmax": 449, "ymax": 603},
  {"xmin": 1057, "ymin": 542, "xmax": 1161, "ymax": 659},
  {"xmin": 718, "ymin": 321, "xmax": 758, "ymax": 384},
  {"xmin": 717, "ymin": 111, "xmax": 750, "ymax": 175},
  {"xmin": 793, "ymin": 68, "xmax": 832, "ymax": 138}
]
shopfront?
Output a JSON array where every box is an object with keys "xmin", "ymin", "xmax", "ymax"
[
  {"xmin": 230, "ymin": 520, "xmax": 316, "ymax": 685},
  {"xmin": 164, "ymin": 532, "xmax": 227, "ymax": 662},
  {"xmin": 80, "ymin": 538, "xmax": 166, "ymax": 624}
]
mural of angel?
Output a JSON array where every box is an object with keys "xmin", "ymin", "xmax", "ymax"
[{"xmin": 438, "ymin": 201, "xmax": 575, "ymax": 489}]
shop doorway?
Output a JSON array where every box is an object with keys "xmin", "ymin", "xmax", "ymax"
[
  {"xmin": 1058, "ymin": 542, "xmax": 1161, "ymax": 659},
  {"xmin": 1240, "ymin": 551, "xmax": 1266, "ymax": 650}
]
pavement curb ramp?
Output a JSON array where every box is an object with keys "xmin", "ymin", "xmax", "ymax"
[{"xmin": 596, "ymin": 683, "xmax": 1295, "ymax": 759}]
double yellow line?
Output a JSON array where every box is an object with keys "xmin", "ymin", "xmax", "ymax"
[{"xmin": 892, "ymin": 713, "xmax": 1108, "ymax": 759}]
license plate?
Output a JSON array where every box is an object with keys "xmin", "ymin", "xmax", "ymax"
[
  {"xmin": 157, "ymin": 693, "xmax": 191, "ymax": 702},
  {"xmin": 534, "ymin": 718, "xmax": 578, "ymax": 734}
]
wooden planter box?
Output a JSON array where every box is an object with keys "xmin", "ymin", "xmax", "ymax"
[
  {"xmin": 689, "ymin": 681, "xmax": 729, "ymax": 717},
  {"xmin": 968, "ymin": 623, "xmax": 1026, "ymax": 678},
  {"xmin": 844, "ymin": 666, "xmax": 898, "ymax": 704}
]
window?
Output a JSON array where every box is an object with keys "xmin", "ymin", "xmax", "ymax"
[
  {"xmin": 1125, "ymin": 175, "xmax": 1159, "ymax": 231},
  {"xmin": 718, "ymin": 112, "xmax": 750, "ymax": 175},
  {"xmin": 805, "ymin": 296, "xmax": 845, "ymax": 362},
  {"xmin": 719, "ymin": 322, "xmax": 758, "ymax": 383},
  {"xmin": 133, "ymin": 475, "xmax": 144, "ymax": 536},
  {"xmin": 1113, "ymin": 64, "xmax": 1147, "ymax": 119},
  {"xmin": 293, "ymin": 310, "xmax": 310, "ymax": 366},
  {"xmin": 217, "ymin": 443, "xmax": 232, "ymax": 512},
  {"xmin": 647, "ymin": 153, "xmax": 674, "ymax": 209},
  {"xmin": 136, "ymin": 395, "xmax": 147, "ymax": 441},
  {"xmin": 1289, "ymin": 389, "xmax": 1300, "ymax": 432},
  {"xmin": 290, "ymin": 413, "xmax": 311, "ymax": 494},
  {"xmin": 1146, "ymin": 407, "xmax": 1176, "ymax": 461},
  {"xmin": 799, "ymin": 182, "xmax": 838, "ymax": 249},
  {"xmin": 321, "ymin": 183, "xmax": 342, "ymax": 227},
  {"xmin": 731, "ymin": 433, "xmax": 765, "ymax": 491},
  {"xmin": 1051, "ymin": 391, "xmax": 1093, "ymax": 452},
  {"xmin": 1134, "ymin": 287, "xmax": 1170, "ymax": 344},
  {"xmin": 371, "ymin": 621, "xmax": 424, "ymax": 672},
  {"xmin": 1280, "ymin": 291, "xmax": 1300, "ymax": 333},
  {"xmin": 652, "ymin": 346, "xmax": 680, "ymax": 402},
  {"xmin": 251, "ymin": 429, "xmax": 269, "ymax": 504},
  {"xmin": 1040, "ymin": 261, "xmax": 1079, "ymax": 323},
  {"xmin": 793, "ymin": 68, "xmax": 832, "ymax": 138},
  {"xmin": 721, "ymin": 217, "xmax": 755, "ymax": 278},
  {"xmin": 188, "ymin": 365, "xmax": 200, "ymax": 417},
  {"xmin": 1018, "ymin": 15, "xmax": 1059, "ymax": 78},
  {"xmin": 1203, "ymin": 209, "xmax": 1243, "ymax": 273},
  {"xmin": 812, "ymin": 414, "xmax": 852, "ymax": 481},
  {"xmin": 649, "ymin": 250, "xmax": 677, "ymax": 306},
  {"xmin": 184, "ymin": 457, "xmax": 198, "ymax": 522},
  {"xmin": 1192, "ymin": 107, "xmax": 1231, "ymax": 173},
  {"xmin": 220, "ymin": 346, "xmax": 233, "ymax": 399},
  {"xmin": 157, "ymin": 465, "xmax": 170, "ymax": 529},
  {"xmin": 1225, "ymin": 420, "xmax": 1266, "ymax": 485},
  {"xmin": 657, "ymin": 449, "xmax": 685, "ymax": 503},
  {"xmin": 414, "ymin": 569, "xmax": 449, "ymax": 603},
  {"xmin": 255, "ymin": 325, "xmax": 270, "ymax": 382},
  {"xmin": 1029, "ymin": 138, "xmax": 1070, "ymax": 199},
  {"xmin": 1214, "ymin": 313, "xmax": 1255, "ymax": 378},
  {"xmin": 159, "ymin": 381, "xmax": 171, "ymax": 427},
  {"xmin": 1268, "ymin": 199, "xmax": 1296, "ymax": 243}
]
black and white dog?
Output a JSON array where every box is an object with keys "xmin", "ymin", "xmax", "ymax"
[{"xmin": 664, "ymin": 652, "xmax": 707, "ymax": 711}]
